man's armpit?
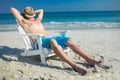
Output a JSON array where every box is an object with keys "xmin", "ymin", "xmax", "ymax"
[{"xmin": 22, "ymin": 19, "xmax": 29, "ymax": 24}]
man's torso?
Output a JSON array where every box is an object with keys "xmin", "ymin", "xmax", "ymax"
[{"xmin": 21, "ymin": 19, "xmax": 46, "ymax": 42}]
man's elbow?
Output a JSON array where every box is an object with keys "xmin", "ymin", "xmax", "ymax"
[
  {"xmin": 41, "ymin": 9, "xmax": 43, "ymax": 11},
  {"xmin": 10, "ymin": 7, "xmax": 15, "ymax": 13},
  {"xmin": 41, "ymin": 9, "xmax": 43, "ymax": 13}
]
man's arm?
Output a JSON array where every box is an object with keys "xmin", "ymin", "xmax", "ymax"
[
  {"xmin": 11, "ymin": 7, "xmax": 29, "ymax": 27},
  {"xmin": 10, "ymin": 7, "xmax": 23, "ymax": 22},
  {"xmin": 35, "ymin": 9, "xmax": 43, "ymax": 21}
]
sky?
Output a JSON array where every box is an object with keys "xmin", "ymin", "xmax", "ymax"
[{"xmin": 0, "ymin": 0, "xmax": 120, "ymax": 13}]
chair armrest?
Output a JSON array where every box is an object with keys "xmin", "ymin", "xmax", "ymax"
[
  {"xmin": 21, "ymin": 34, "xmax": 44, "ymax": 36},
  {"xmin": 59, "ymin": 30, "xmax": 70, "ymax": 36},
  {"xmin": 21, "ymin": 34, "xmax": 44, "ymax": 39}
]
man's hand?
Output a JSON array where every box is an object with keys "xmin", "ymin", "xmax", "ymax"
[{"xmin": 35, "ymin": 9, "xmax": 43, "ymax": 14}]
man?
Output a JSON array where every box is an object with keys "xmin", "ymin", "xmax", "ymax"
[{"xmin": 11, "ymin": 6, "xmax": 102, "ymax": 75}]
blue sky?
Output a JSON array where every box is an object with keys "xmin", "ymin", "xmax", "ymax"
[{"xmin": 0, "ymin": 0, "xmax": 120, "ymax": 13}]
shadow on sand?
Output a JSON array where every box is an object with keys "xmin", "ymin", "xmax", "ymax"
[{"xmin": 0, "ymin": 46, "xmax": 73, "ymax": 72}]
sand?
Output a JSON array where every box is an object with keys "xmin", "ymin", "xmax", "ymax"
[{"xmin": 0, "ymin": 28, "xmax": 120, "ymax": 80}]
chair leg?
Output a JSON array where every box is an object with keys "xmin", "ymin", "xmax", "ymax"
[
  {"xmin": 39, "ymin": 50, "xmax": 47, "ymax": 65},
  {"xmin": 40, "ymin": 55, "xmax": 47, "ymax": 65}
]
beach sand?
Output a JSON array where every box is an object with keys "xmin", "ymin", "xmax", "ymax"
[{"xmin": 0, "ymin": 28, "xmax": 120, "ymax": 80}]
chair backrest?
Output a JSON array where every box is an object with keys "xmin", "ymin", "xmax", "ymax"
[{"xmin": 17, "ymin": 20, "xmax": 35, "ymax": 50}]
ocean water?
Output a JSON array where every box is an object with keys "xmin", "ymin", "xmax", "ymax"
[{"xmin": 0, "ymin": 11, "xmax": 120, "ymax": 31}]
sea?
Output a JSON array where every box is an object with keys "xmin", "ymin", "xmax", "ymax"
[{"xmin": 0, "ymin": 11, "xmax": 120, "ymax": 31}]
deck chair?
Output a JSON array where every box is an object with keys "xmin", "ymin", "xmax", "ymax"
[{"xmin": 17, "ymin": 20, "xmax": 70, "ymax": 65}]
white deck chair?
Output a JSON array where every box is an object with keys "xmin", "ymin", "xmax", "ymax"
[{"xmin": 17, "ymin": 20, "xmax": 70, "ymax": 65}]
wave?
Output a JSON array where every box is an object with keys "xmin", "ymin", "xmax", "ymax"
[
  {"xmin": 43, "ymin": 21, "xmax": 120, "ymax": 28},
  {"xmin": 0, "ymin": 21, "xmax": 120, "ymax": 31}
]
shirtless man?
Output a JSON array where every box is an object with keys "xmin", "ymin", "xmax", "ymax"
[{"xmin": 11, "ymin": 6, "xmax": 102, "ymax": 75}]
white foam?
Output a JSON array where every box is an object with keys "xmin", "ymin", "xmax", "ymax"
[
  {"xmin": 43, "ymin": 21, "xmax": 120, "ymax": 28},
  {"xmin": 0, "ymin": 22, "xmax": 120, "ymax": 31}
]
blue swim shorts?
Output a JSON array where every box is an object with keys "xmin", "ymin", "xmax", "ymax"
[{"xmin": 35, "ymin": 35, "xmax": 70, "ymax": 49}]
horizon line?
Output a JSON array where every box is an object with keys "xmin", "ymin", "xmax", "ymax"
[{"xmin": 0, "ymin": 10, "xmax": 120, "ymax": 14}]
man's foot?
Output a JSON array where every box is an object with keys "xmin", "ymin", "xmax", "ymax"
[
  {"xmin": 73, "ymin": 65, "xmax": 87, "ymax": 75},
  {"xmin": 87, "ymin": 56, "xmax": 104, "ymax": 66}
]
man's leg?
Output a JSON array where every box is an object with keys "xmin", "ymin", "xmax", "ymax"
[
  {"xmin": 66, "ymin": 39, "xmax": 101, "ymax": 65},
  {"xmin": 50, "ymin": 40, "xmax": 87, "ymax": 75}
]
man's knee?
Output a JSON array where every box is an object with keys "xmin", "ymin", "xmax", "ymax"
[
  {"xmin": 66, "ymin": 39, "xmax": 74, "ymax": 46},
  {"xmin": 50, "ymin": 39, "xmax": 58, "ymax": 47},
  {"xmin": 66, "ymin": 39, "xmax": 72, "ymax": 44}
]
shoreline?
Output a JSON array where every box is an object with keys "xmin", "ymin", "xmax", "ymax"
[
  {"xmin": 0, "ymin": 27, "xmax": 120, "ymax": 32},
  {"xmin": 0, "ymin": 28, "xmax": 120, "ymax": 80}
]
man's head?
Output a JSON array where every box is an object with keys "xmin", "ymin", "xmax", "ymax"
[{"xmin": 24, "ymin": 6, "xmax": 35, "ymax": 18}]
